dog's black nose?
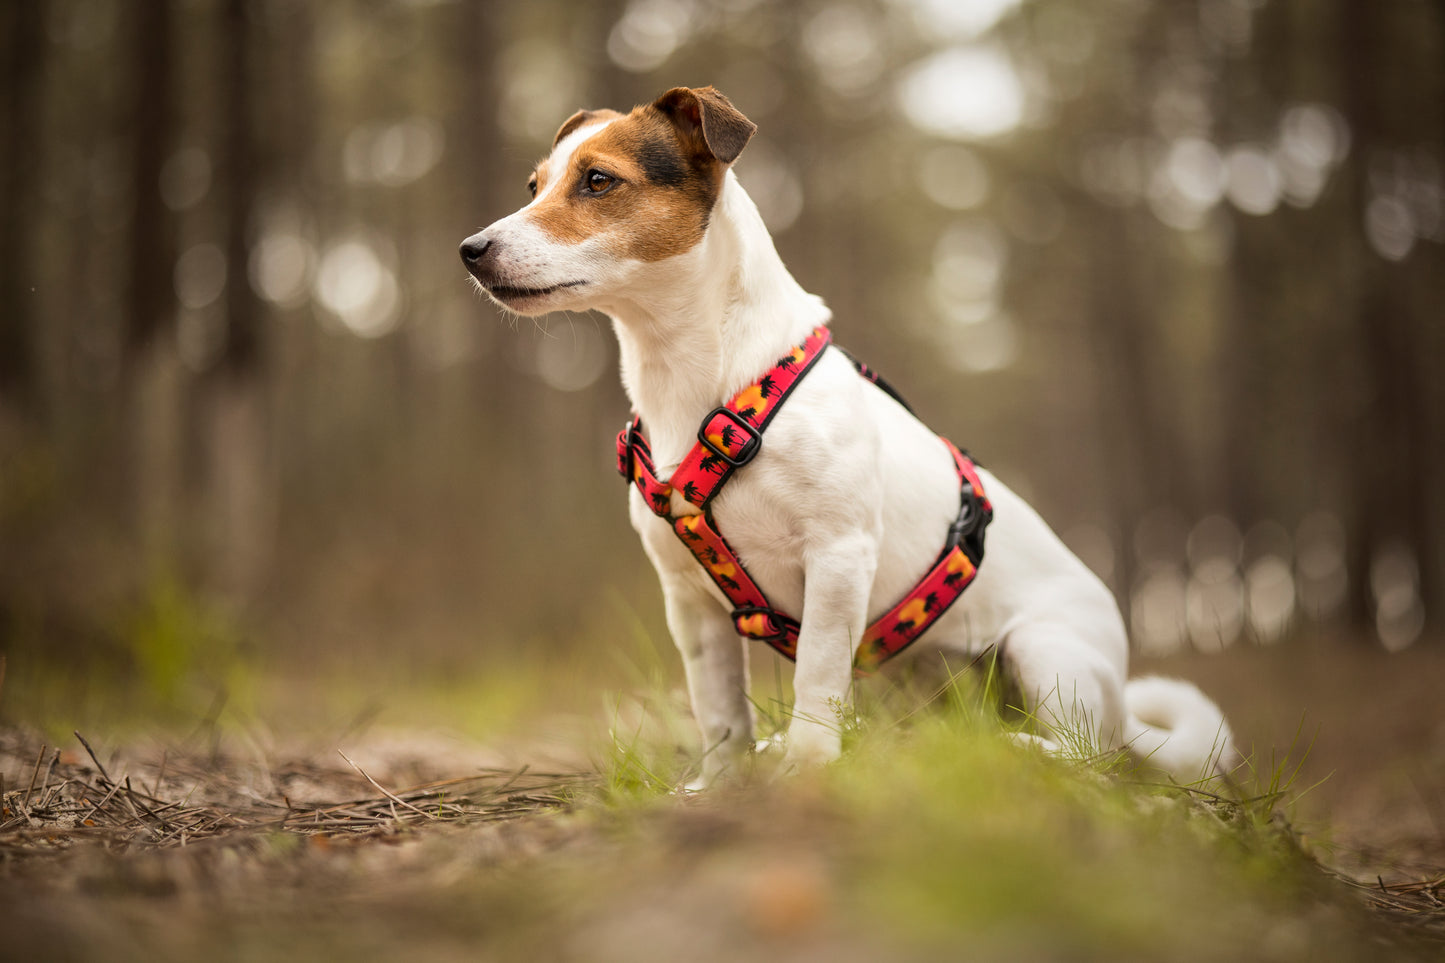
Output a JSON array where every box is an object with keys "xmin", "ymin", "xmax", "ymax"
[{"xmin": 459, "ymin": 234, "xmax": 491, "ymax": 266}]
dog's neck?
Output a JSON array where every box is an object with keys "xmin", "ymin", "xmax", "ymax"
[{"xmin": 599, "ymin": 172, "xmax": 831, "ymax": 471}]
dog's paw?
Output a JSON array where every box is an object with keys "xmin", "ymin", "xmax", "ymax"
[
  {"xmin": 684, "ymin": 750, "xmax": 752, "ymax": 792},
  {"xmin": 778, "ymin": 726, "xmax": 841, "ymax": 774},
  {"xmin": 1008, "ymin": 731, "xmax": 1062, "ymax": 755},
  {"xmin": 752, "ymin": 734, "xmax": 784, "ymax": 754}
]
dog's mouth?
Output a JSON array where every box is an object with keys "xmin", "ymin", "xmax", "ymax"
[{"xmin": 483, "ymin": 280, "xmax": 587, "ymax": 306}]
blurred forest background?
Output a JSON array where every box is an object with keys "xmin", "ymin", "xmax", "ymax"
[{"xmin": 0, "ymin": 0, "xmax": 1441, "ymax": 725}]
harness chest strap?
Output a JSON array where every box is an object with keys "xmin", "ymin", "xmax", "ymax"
[{"xmin": 615, "ymin": 325, "xmax": 993, "ymax": 674}]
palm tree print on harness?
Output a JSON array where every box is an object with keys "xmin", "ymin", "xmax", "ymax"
[
  {"xmin": 706, "ymin": 560, "xmax": 742, "ymax": 592},
  {"xmin": 858, "ymin": 636, "xmax": 890, "ymax": 666},
  {"xmin": 943, "ymin": 553, "xmax": 975, "ymax": 588},
  {"xmin": 894, "ymin": 592, "xmax": 941, "ymax": 637},
  {"xmin": 703, "ymin": 422, "xmax": 747, "ymax": 460},
  {"xmin": 722, "ymin": 423, "xmax": 741, "ymax": 450},
  {"xmin": 774, "ymin": 346, "xmax": 805, "ymax": 373},
  {"xmin": 731, "ymin": 384, "xmax": 772, "ymax": 421}
]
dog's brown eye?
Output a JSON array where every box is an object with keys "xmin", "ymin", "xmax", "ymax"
[
  {"xmin": 585, "ymin": 170, "xmax": 615, "ymax": 194},
  {"xmin": 527, "ymin": 175, "xmax": 538, "ymax": 197}
]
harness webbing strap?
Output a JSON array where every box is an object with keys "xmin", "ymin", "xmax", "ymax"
[
  {"xmin": 617, "ymin": 326, "xmax": 832, "ymax": 513},
  {"xmin": 615, "ymin": 326, "xmax": 992, "ymax": 674},
  {"xmin": 854, "ymin": 440, "xmax": 989, "ymax": 672},
  {"xmin": 674, "ymin": 512, "xmax": 802, "ymax": 658}
]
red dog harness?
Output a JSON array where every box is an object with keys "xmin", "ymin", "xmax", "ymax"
[{"xmin": 615, "ymin": 326, "xmax": 992, "ymax": 674}]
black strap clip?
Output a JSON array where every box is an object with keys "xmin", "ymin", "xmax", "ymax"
[
  {"xmin": 616, "ymin": 418, "xmax": 641, "ymax": 479},
  {"xmin": 944, "ymin": 484, "xmax": 990, "ymax": 563},
  {"xmin": 697, "ymin": 408, "xmax": 763, "ymax": 468}
]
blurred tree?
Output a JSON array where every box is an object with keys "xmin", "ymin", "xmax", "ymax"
[
  {"xmin": 1328, "ymin": 0, "xmax": 1441, "ymax": 636},
  {"xmin": 1, "ymin": 0, "xmax": 1441, "ymax": 690},
  {"xmin": 124, "ymin": 0, "xmax": 178, "ymax": 364},
  {"xmin": 200, "ymin": 0, "xmax": 274, "ymax": 602},
  {"xmin": 124, "ymin": 0, "xmax": 185, "ymax": 570},
  {"xmin": 0, "ymin": 1, "xmax": 47, "ymax": 420}
]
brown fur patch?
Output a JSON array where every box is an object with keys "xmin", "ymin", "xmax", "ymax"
[
  {"xmin": 552, "ymin": 108, "xmax": 623, "ymax": 149},
  {"xmin": 526, "ymin": 102, "xmax": 733, "ymax": 262},
  {"xmin": 653, "ymin": 86, "xmax": 756, "ymax": 164},
  {"xmin": 531, "ymin": 111, "xmax": 622, "ymax": 198}
]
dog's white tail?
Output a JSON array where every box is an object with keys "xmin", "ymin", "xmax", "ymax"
[{"xmin": 1123, "ymin": 676, "xmax": 1239, "ymax": 782}]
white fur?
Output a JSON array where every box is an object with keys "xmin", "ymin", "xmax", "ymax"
[
  {"xmin": 464, "ymin": 130, "xmax": 1238, "ymax": 787},
  {"xmin": 1123, "ymin": 676, "xmax": 1239, "ymax": 779}
]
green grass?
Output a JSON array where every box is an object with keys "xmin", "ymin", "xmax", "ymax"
[
  {"xmin": 2, "ymin": 642, "xmax": 1431, "ymax": 962},
  {"xmin": 572, "ymin": 664, "xmax": 1412, "ymax": 962}
]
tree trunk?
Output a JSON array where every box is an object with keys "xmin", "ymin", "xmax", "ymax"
[
  {"xmin": 0, "ymin": 1, "xmax": 47, "ymax": 420},
  {"xmin": 1337, "ymin": 0, "xmax": 1438, "ymax": 640},
  {"xmin": 220, "ymin": 0, "xmax": 260, "ymax": 384},
  {"xmin": 125, "ymin": 0, "xmax": 176, "ymax": 361},
  {"xmin": 1085, "ymin": 208, "xmax": 1192, "ymax": 598},
  {"xmin": 123, "ymin": 0, "xmax": 181, "ymax": 568},
  {"xmin": 201, "ymin": 0, "xmax": 274, "ymax": 603}
]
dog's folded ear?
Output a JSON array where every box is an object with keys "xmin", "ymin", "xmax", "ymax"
[{"xmin": 652, "ymin": 86, "xmax": 757, "ymax": 165}]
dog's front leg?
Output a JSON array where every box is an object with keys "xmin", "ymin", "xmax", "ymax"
[
  {"xmin": 661, "ymin": 576, "xmax": 754, "ymax": 789},
  {"xmin": 783, "ymin": 535, "xmax": 877, "ymax": 772}
]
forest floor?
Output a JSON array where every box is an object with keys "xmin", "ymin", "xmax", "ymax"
[{"xmin": 1, "ymin": 634, "xmax": 1442, "ymax": 962}]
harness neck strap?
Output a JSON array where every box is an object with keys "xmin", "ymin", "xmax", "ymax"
[{"xmin": 617, "ymin": 326, "xmax": 832, "ymax": 513}]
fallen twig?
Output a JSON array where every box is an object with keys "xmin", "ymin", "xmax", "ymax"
[
  {"xmin": 73, "ymin": 732, "xmax": 113, "ymax": 785},
  {"xmin": 1, "ymin": 730, "xmax": 592, "ymax": 862},
  {"xmin": 336, "ymin": 749, "xmax": 438, "ymax": 822},
  {"xmin": 23, "ymin": 743, "xmax": 46, "ymax": 809}
]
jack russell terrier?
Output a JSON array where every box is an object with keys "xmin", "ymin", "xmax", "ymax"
[{"xmin": 460, "ymin": 86, "xmax": 1238, "ymax": 788}]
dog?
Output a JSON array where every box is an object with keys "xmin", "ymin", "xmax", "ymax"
[{"xmin": 460, "ymin": 86, "xmax": 1238, "ymax": 787}]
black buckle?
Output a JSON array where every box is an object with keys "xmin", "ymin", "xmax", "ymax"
[
  {"xmin": 617, "ymin": 419, "xmax": 638, "ymax": 479},
  {"xmin": 944, "ymin": 486, "xmax": 987, "ymax": 557},
  {"xmin": 697, "ymin": 408, "xmax": 762, "ymax": 468}
]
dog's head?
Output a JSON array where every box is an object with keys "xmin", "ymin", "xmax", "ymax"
[{"xmin": 459, "ymin": 86, "xmax": 756, "ymax": 316}]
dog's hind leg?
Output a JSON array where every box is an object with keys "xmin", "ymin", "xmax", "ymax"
[
  {"xmin": 662, "ymin": 577, "xmax": 754, "ymax": 789},
  {"xmin": 999, "ymin": 621, "xmax": 1128, "ymax": 760}
]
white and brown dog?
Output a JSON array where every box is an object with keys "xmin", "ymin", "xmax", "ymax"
[{"xmin": 460, "ymin": 86, "xmax": 1237, "ymax": 787}]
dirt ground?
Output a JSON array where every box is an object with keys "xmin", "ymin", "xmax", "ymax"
[
  {"xmin": 0, "ymin": 632, "xmax": 1442, "ymax": 961},
  {"xmin": 1137, "ymin": 633, "xmax": 1445, "ymax": 879}
]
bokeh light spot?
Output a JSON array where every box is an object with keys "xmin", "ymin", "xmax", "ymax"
[
  {"xmin": 1224, "ymin": 145, "xmax": 1282, "ymax": 215},
  {"xmin": 917, "ymin": 146, "xmax": 991, "ymax": 210},
  {"xmin": 249, "ymin": 232, "xmax": 315, "ymax": 310},
  {"xmin": 174, "ymin": 243, "xmax": 228, "ymax": 310},
  {"xmin": 534, "ymin": 323, "xmax": 609, "ymax": 392},
  {"xmin": 315, "ymin": 239, "xmax": 400, "ymax": 339},
  {"xmin": 607, "ymin": 0, "xmax": 695, "ymax": 73},
  {"xmin": 898, "ymin": 46, "xmax": 1025, "ymax": 142}
]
